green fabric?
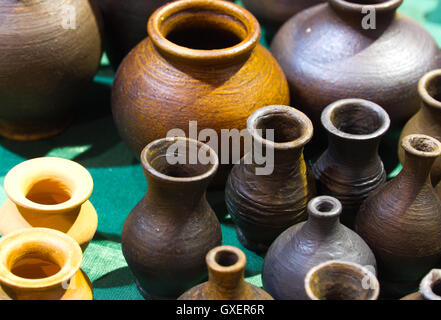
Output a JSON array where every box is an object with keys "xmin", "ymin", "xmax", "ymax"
[{"xmin": 0, "ymin": 0, "xmax": 439, "ymax": 300}]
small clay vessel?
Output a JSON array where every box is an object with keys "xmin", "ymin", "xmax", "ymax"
[
  {"xmin": 225, "ymin": 105, "xmax": 316, "ymax": 253},
  {"xmin": 304, "ymin": 261, "xmax": 379, "ymax": 300},
  {"xmin": 0, "ymin": 157, "xmax": 98, "ymax": 252},
  {"xmin": 270, "ymin": 0, "xmax": 441, "ymax": 128},
  {"xmin": 313, "ymin": 99, "xmax": 390, "ymax": 228},
  {"xmin": 0, "ymin": 228, "xmax": 93, "ymax": 300},
  {"xmin": 111, "ymin": 0, "xmax": 290, "ymax": 164},
  {"xmin": 121, "ymin": 137, "xmax": 222, "ymax": 300},
  {"xmin": 356, "ymin": 134, "xmax": 441, "ymax": 296},
  {"xmin": 401, "ymin": 269, "xmax": 441, "ymax": 300},
  {"xmin": 399, "ymin": 69, "xmax": 441, "ymax": 186},
  {"xmin": 178, "ymin": 246, "xmax": 273, "ymax": 300},
  {"xmin": 0, "ymin": 0, "xmax": 103, "ymax": 140},
  {"xmin": 262, "ymin": 196, "xmax": 377, "ymax": 300}
]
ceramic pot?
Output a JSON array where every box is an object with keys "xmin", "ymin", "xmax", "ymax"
[
  {"xmin": 121, "ymin": 137, "xmax": 222, "ymax": 300},
  {"xmin": 0, "ymin": 0, "xmax": 103, "ymax": 141},
  {"xmin": 401, "ymin": 269, "xmax": 441, "ymax": 300},
  {"xmin": 111, "ymin": 0, "xmax": 290, "ymax": 164},
  {"xmin": 313, "ymin": 99, "xmax": 390, "ymax": 228},
  {"xmin": 399, "ymin": 69, "xmax": 441, "ymax": 186},
  {"xmin": 270, "ymin": 0, "xmax": 441, "ymax": 129},
  {"xmin": 0, "ymin": 157, "xmax": 97, "ymax": 252},
  {"xmin": 225, "ymin": 105, "xmax": 316, "ymax": 253},
  {"xmin": 356, "ymin": 134, "xmax": 441, "ymax": 296},
  {"xmin": 304, "ymin": 261, "xmax": 379, "ymax": 300},
  {"xmin": 0, "ymin": 228, "xmax": 92, "ymax": 300},
  {"xmin": 178, "ymin": 246, "xmax": 273, "ymax": 300},
  {"xmin": 262, "ymin": 196, "xmax": 377, "ymax": 300}
]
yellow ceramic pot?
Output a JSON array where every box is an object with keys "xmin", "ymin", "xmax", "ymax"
[
  {"xmin": 0, "ymin": 157, "xmax": 98, "ymax": 252},
  {"xmin": 0, "ymin": 228, "xmax": 93, "ymax": 300}
]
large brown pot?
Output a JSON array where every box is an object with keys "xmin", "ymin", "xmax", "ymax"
[
  {"xmin": 0, "ymin": 0, "xmax": 103, "ymax": 141},
  {"xmin": 111, "ymin": 0, "xmax": 290, "ymax": 163},
  {"xmin": 270, "ymin": 0, "xmax": 441, "ymax": 129},
  {"xmin": 401, "ymin": 269, "xmax": 441, "ymax": 300}
]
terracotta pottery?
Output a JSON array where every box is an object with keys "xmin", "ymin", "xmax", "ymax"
[
  {"xmin": 111, "ymin": 0, "xmax": 290, "ymax": 164},
  {"xmin": 0, "ymin": 228, "xmax": 93, "ymax": 300},
  {"xmin": 0, "ymin": 0, "xmax": 103, "ymax": 141},
  {"xmin": 225, "ymin": 105, "xmax": 316, "ymax": 253},
  {"xmin": 262, "ymin": 196, "xmax": 377, "ymax": 300},
  {"xmin": 178, "ymin": 246, "xmax": 273, "ymax": 300},
  {"xmin": 401, "ymin": 269, "xmax": 441, "ymax": 300},
  {"xmin": 399, "ymin": 69, "xmax": 441, "ymax": 186},
  {"xmin": 313, "ymin": 99, "xmax": 390, "ymax": 228},
  {"xmin": 121, "ymin": 137, "xmax": 222, "ymax": 300},
  {"xmin": 356, "ymin": 134, "xmax": 441, "ymax": 297},
  {"xmin": 304, "ymin": 261, "xmax": 379, "ymax": 300},
  {"xmin": 0, "ymin": 157, "xmax": 98, "ymax": 252},
  {"xmin": 270, "ymin": 0, "xmax": 441, "ymax": 129}
]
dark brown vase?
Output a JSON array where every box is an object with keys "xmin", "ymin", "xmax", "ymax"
[
  {"xmin": 356, "ymin": 134, "xmax": 441, "ymax": 297},
  {"xmin": 399, "ymin": 69, "xmax": 441, "ymax": 186},
  {"xmin": 313, "ymin": 99, "xmax": 390, "ymax": 228},
  {"xmin": 401, "ymin": 269, "xmax": 441, "ymax": 300},
  {"xmin": 262, "ymin": 196, "xmax": 377, "ymax": 300},
  {"xmin": 121, "ymin": 137, "xmax": 222, "ymax": 299},
  {"xmin": 0, "ymin": 0, "xmax": 103, "ymax": 140},
  {"xmin": 225, "ymin": 105, "xmax": 316, "ymax": 253},
  {"xmin": 178, "ymin": 246, "xmax": 273, "ymax": 300},
  {"xmin": 270, "ymin": 0, "xmax": 441, "ymax": 128},
  {"xmin": 305, "ymin": 261, "xmax": 380, "ymax": 300}
]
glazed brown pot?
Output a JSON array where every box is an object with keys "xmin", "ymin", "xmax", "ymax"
[
  {"xmin": 225, "ymin": 105, "xmax": 316, "ymax": 253},
  {"xmin": 270, "ymin": 0, "xmax": 441, "ymax": 129},
  {"xmin": 356, "ymin": 134, "xmax": 441, "ymax": 297},
  {"xmin": 178, "ymin": 246, "xmax": 273, "ymax": 300},
  {"xmin": 0, "ymin": 0, "xmax": 103, "ymax": 141},
  {"xmin": 262, "ymin": 196, "xmax": 376, "ymax": 300},
  {"xmin": 399, "ymin": 69, "xmax": 441, "ymax": 186},
  {"xmin": 111, "ymin": 0, "xmax": 290, "ymax": 165},
  {"xmin": 313, "ymin": 99, "xmax": 390, "ymax": 228},
  {"xmin": 121, "ymin": 137, "xmax": 222, "ymax": 300},
  {"xmin": 401, "ymin": 269, "xmax": 441, "ymax": 300}
]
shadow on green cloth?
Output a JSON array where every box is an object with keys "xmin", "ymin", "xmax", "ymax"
[
  {"xmin": 427, "ymin": 0, "xmax": 441, "ymax": 23},
  {"xmin": 93, "ymin": 267, "xmax": 134, "ymax": 289}
]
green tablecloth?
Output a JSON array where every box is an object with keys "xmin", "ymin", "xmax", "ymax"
[{"xmin": 0, "ymin": 0, "xmax": 440, "ymax": 300}]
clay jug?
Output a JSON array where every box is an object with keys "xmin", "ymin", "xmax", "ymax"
[
  {"xmin": 0, "ymin": 157, "xmax": 98, "ymax": 252},
  {"xmin": 225, "ymin": 105, "xmax": 316, "ymax": 253},
  {"xmin": 313, "ymin": 99, "xmax": 390, "ymax": 228},
  {"xmin": 401, "ymin": 269, "xmax": 441, "ymax": 300},
  {"xmin": 0, "ymin": 228, "xmax": 93, "ymax": 300},
  {"xmin": 262, "ymin": 196, "xmax": 377, "ymax": 300},
  {"xmin": 270, "ymin": 0, "xmax": 441, "ymax": 129},
  {"xmin": 111, "ymin": 0, "xmax": 290, "ymax": 165},
  {"xmin": 178, "ymin": 246, "xmax": 273, "ymax": 300},
  {"xmin": 0, "ymin": 0, "xmax": 103, "ymax": 140},
  {"xmin": 121, "ymin": 137, "xmax": 222, "ymax": 300},
  {"xmin": 356, "ymin": 134, "xmax": 441, "ymax": 297},
  {"xmin": 399, "ymin": 69, "xmax": 441, "ymax": 186},
  {"xmin": 304, "ymin": 261, "xmax": 379, "ymax": 300}
]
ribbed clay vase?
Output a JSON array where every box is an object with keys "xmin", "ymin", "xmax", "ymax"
[
  {"xmin": 0, "ymin": 228, "xmax": 93, "ymax": 300},
  {"xmin": 0, "ymin": 158, "xmax": 98, "ymax": 252},
  {"xmin": 399, "ymin": 69, "xmax": 441, "ymax": 186},
  {"xmin": 225, "ymin": 105, "xmax": 316, "ymax": 253},
  {"xmin": 356, "ymin": 134, "xmax": 441, "ymax": 297},
  {"xmin": 178, "ymin": 246, "xmax": 273, "ymax": 300},
  {"xmin": 262, "ymin": 196, "xmax": 377, "ymax": 300},
  {"xmin": 0, "ymin": 0, "xmax": 103, "ymax": 140},
  {"xmin": 313, "ymin": 99, "xmax": 390, "ymax": 228},
  {"xmin": 121, "ymin": 137, "xmax": 222, "ymax": 300},
  {"xmin": 304, "ymin": 261, "xmax": 379, "ymax": 300},
  {"xmin": 111, "ymin": 0, "xmax": 290, "ymax": 167},
  {"xmin": 401, "ymin": 269, "xmax": 441, "ymax": 300},
  {"xmin": 270, "ymin": 0, "xmax": 441, "ymax": 128}
]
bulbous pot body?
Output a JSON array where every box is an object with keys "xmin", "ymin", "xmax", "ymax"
[
  {"xmin": 262, "ymin": 196, "xmax": 377, "ymax": 300},
  {"xmin": 0, "ymin": 0, "xmax": 103, "ymax": 140},
  {"xmin": 121, "ymin": 137, "xmax": 222, "ymax": 300},
  {"xmin": 270, "ymin": 0, "xmax": 441, "ymax": 128}
]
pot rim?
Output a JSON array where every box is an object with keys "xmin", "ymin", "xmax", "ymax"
[
  {"xmin": 401, "ymin": 134, "xmax": 441, "ymax": 158},
  {"xmin": 420, "ymin": 269, "xmax": 441, "ymax": 301},
  {"xmin": 419, "ymin": 69, "xmax": 441, "ymax": 110},
  {"xmin": 307, "ymin": 196, "xmax": 342, "ymax": 219},
  {"xmin": 329, "ymin": 0, "xmax": 403, "ymax": 13},
  {"xmin": 206, "ymin": 245, "xmax": 246, "ymax": 274}
]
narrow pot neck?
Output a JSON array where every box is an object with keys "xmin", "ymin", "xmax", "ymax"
[
  {"xmin": 326, "ymin": 135, "xmax": 382, "ymax": 166},
  {"xmin": 418, "ymin": 69, "xmax": 441, "ymax": 121},
  {"xmin": 303, "ymin": 196, "xmax": 342, "ymax": 235}
]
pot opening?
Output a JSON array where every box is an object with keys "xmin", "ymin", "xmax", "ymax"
[
  {"xmin": 255, "ymin": 113, "xmax": 304, "ymax": 143},
  {"xmin": 10, "ymin": 252, "xmax": 61, "ymax": 280},
  {"xmin": 341, "ymin": 0, "xmax": 390, "ymax": 4},
  {"xmin": 425, "ymin": 73, "xmax": 441, "ymax": 103},
  {"xmin": 25, "ymin": 178, "xmax": 72, "ymax": 205},
  {"xmin": 432, "ymin": 279, "xmax": 441, "ymax": 296},
  {"xmin": 409, "ymin": 136, "xmax": 438, "ymax": 153},
  {"xmin": 215, "ymin": 250, "xmax": 239, "ymax": 267},
  {"xmin": 316, "ymin": 200, "xmax": 335, "ymax": 213},
  {"xmin": 330, "ymin": 104, "xmax": 383, "ymax": 135}
]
